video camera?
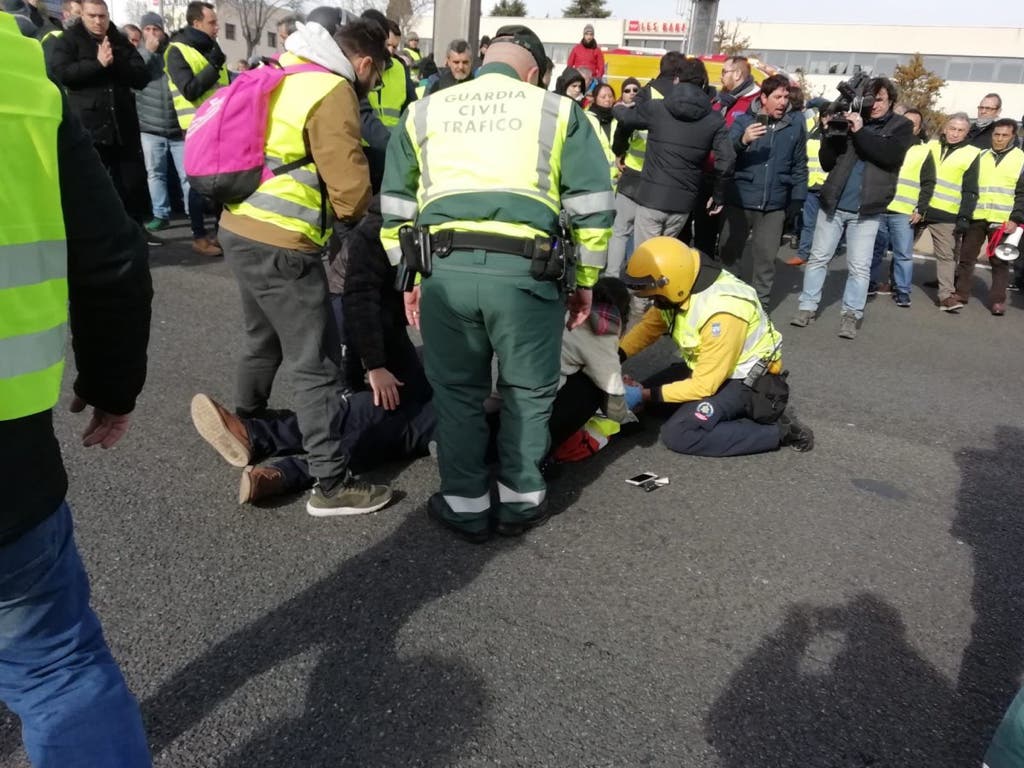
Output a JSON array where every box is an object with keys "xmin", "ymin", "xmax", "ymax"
[{"xmin": 824, "ymin": 71, "xmax": 874, "ymax": 138}]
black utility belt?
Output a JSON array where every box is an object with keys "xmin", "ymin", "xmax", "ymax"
[
  {"xmin": 395, "ymin": 225, "xmax": 575, "ymax": 292},
  {"xmin": 429, "ymin": 230, "xmax": 547, "ymax": 260}
]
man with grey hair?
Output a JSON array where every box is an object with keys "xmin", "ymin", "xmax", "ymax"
[
  {"xmin": 276, "ymin": 12, "xmax": 301, "ymax": 48},
  {"xmin": 919, "ymin": 112, "xmax": 980, "ymax": 311},
  {"xmin": 424, "ymin": 38, "xmax": 472, "ymax": 94}
]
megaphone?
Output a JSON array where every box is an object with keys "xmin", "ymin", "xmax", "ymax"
[{"xmin": 987, "ymin": 223, "xmax": 1022, "ymax": 262}]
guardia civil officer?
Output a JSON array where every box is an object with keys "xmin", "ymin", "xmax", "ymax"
[
  {"xmin": 380, "ymin": 24, "xmax": 614, "ymax": 542},
  {"xmin": 620, "ymin": 238, "xmax": 814, "ymax": 456}
]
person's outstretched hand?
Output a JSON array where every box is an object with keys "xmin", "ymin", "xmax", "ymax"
[{"xmin": 70, "ymin": 396, "xmax": 132, "ymax": 449}]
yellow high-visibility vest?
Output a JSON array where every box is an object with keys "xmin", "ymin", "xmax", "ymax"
[
  {"xmin": 586, "ymin": 112, "xmax": 619, "ymax": 184},
  {"xmin": 805, "ymin": 112, "xmax": 827, "ymax": 189},
  {"xmin": 0, "ymin": 12, "xmax": 69, "ymax": 421},
  {"xmin": 888, "ymin": 143, "xmax": 930, "ymax": 215},
  {"xmin": 664, "ymin": 270, "xmax": 780, "ymax": 380},
  {"xmin": 226, "ymin": 52, "xmax": 344, "ymax": 246},
  {"xmin": 928, "ymin": 139, "xmax": 981, "ymax": 215},
  {"xmin": 367, "ymin": 56, "xmax": 409, "ymax": 127},
  {"xmin": 975, "ymin": 146, "xmax": 1024, "ymax": 223},
  {"xmin": 623, "ymin": 85, "xmax": 663, "ymax": 173},
  {"xmin": 165, "ymin": 40, "xmax": 229, "ymax": 130}
]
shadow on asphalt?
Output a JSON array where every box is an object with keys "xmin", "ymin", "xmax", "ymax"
[
  {"xmin": 704, "ymin": 426, "xmax": 1024, "ymax": 767},
  {"xmin": 141, "ymin": 513, "xmax": 503, "ymax": 767}
]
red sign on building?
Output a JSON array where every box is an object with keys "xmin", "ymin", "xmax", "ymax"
[{"xmin": 626, "ymin": 19, "xmax": 688, "ymax": 36}]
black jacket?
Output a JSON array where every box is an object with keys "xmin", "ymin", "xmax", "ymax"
[
  {"xmin": 426, "ymin": 67, "xmax": 472, "ymax": 95},
  {"xmin": 48, "ymin": 20, "xmax": 149, "ymax": 147},
  {"xmin": 968, "ymin": 122, "xmax": 994, "ymax": 150},
  {"xmin": 614, "ymin": 79, "xmax": 734, "ymax": 213},
  {"xmin": 166, "ymin": 26, "xmax": 225, "ymax": 103},
  {"xmin": 2, "ymin": 91, "xmax": 153, "ymax": 546},
  {"xmin": 819, "ymin": 110, "xmax": 915, "ymax": 216},
  {"xmin": 135, "ymin": 39, "xmax": 181, "ymax": 137},
  {"xmin": 340, "ymin": 200, "xmax": 408, "ymax": 373}
]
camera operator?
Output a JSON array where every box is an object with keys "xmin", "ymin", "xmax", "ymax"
[{"xmin": 790, "ymin": 76, "xmax": 915, "ymax": 340}]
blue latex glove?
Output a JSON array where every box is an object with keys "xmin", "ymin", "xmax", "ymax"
[{"xmin": 624, "ymin": 384, "xmax": 643, "ymax": 410}]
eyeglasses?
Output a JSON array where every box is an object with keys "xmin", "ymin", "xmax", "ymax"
[
  {"xmin": 370, "ymin": 61, "xmax": 385, "ymax": 93},
  {"xmin": 978, "ymin": 105, "xmax": 999, "ymax": 112},
  {"xmin": 623, "ymin": 87, "xmax": 638, "ymax": 94}
]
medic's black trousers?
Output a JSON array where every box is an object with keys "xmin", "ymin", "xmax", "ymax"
[{"xmin": 644, "ymin": 363, "xmax": 782, "ymax": 457}]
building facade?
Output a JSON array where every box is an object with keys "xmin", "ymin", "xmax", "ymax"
[{"xmin": 408, "ymin": 16, "xmax": 1024, "ymax": 119}]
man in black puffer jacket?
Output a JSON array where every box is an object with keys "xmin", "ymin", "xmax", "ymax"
[
  {"xmin": 614, "ymin": 54, "xmax": 734, "ymax": 250},
  {"xmin": 48, "ymin": 0, "xmax": 153, "ymax": 225}
]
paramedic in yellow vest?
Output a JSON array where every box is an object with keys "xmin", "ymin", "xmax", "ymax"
[
  {"xmin": 165, "ymin": 0, "xmax": 229, "ymax": 256},
  {"xmin": 1, "ymin": 11, "xmax": 153, "ymax": 765},
  {"xmin": 216, "ymin": 17, "xmax": 394, "ymax": 517},
  {"xmin": 381, "ymin": 24, "xmax": 614, "ymax": 542},
  {"xmin": 953, "ymin": 118, "xmax": 1024, "ymax": 315},
  {"xmin": 621, "ymin": 238, "xmax": 814, "ymax": 457},
  {"xmin": 870, "ymin": 107, "xmax": 935, "ymax": 307},
  {"xmin": 920, "ymin": 112, "xmax": 982, "ymax": 311}
]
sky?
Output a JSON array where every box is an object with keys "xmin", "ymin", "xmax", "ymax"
[{"xmin": 525, "ymin": 0, "xmax": 1023, "ymax": 26}]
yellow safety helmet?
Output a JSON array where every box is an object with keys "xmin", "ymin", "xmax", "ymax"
[{"xmin": 623, "ymin": 237, "xmax": 701, "ymax": 305}]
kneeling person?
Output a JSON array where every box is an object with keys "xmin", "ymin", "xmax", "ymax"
[{"xmin": 620, "ymin": 238, "xmax": 813, "ymax": 456}]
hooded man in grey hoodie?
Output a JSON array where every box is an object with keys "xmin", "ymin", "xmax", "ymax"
[{"xmin": 213, "ymin": 16, "xmax": 398, "ymax": 517}]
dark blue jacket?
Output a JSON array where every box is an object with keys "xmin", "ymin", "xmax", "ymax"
[{"xmin": 727, "ymin": 105, "xmax": 808, "ymax": 212}]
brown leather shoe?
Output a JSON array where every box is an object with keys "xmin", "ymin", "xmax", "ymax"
[
  {"xmin": 192, "ymin": 238, "xmax": 223, "ymax": 257},
  {"xmin": 190, "ymin": 393, "xmax": 252, "ymax": 467},
  {"xmin": 238, "ymin": 465, "xmax": 287, "ymax": 504}
]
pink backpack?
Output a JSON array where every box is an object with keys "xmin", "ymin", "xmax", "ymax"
[{"xmin": 184, "ymin": 59, "xmax": 331, "ymax": 205}]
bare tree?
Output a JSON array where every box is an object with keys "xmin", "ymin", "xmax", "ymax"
[
  {"xmin": 712, "ymin": 19, "xmax": 750, "ymax": 56},
  {"xmin": 360, "ymin": 0, "xmax": 434, "ymax": 35},
  {"xmin": 221, "ymin": 0, "xmax": 298, "ymax": 56}
]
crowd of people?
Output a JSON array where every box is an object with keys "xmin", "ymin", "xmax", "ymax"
[{"xmin": 3, "ymin": 3, "xmax": 1024, "ymax": 766}]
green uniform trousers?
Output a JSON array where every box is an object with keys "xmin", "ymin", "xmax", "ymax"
[{"xmin": 420, "ymin": 249, "xmax": 565, "ymax": 526}]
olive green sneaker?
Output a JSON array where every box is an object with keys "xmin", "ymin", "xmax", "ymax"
[{"xmin": 306, "ymin": 479, "xmax": 392, "ymax": 517}]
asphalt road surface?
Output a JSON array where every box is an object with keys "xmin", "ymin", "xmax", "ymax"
[{"xmin": 3, "ymin": 226, "xmax": 1023, "ymax": 768}]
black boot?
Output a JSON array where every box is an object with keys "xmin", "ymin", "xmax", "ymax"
[{"xmin": 778, "ymin": 411, "xmax": 814, "ymax": 452}]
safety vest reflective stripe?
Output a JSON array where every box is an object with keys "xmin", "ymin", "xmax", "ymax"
[
  {"xmin": 0, "ymin": 323, "xmax": 67, "ymax": 380},
  {"xmin": 975, "ymin": 147, "xmax": 1024, "ymax": 223},
  {"xmin": 663, "ymin": 271, "xmax": 780, "ymax": 379},
  {"xmin": 1, "ymin": 14, "xmax": 69, "ymax": 421},
  {"xmin": 41, "ymin": 29, "xmax": 61, "ymax": 42},
  {"xmin": 381, "ymin": 193, "xmax": 419, "ymax": 220},
  {"xmin": 165, "ymin": 41, "xmax": 228, "ymax": 131},
  {"xmin": 1, "ymin": 240, "xmax": 66, "ymax": 289},
  {"xmin": 226, "ymin": 54, "xmax": 342, "ymax": 246},
  {"xmin": 585, "ymin": 112, "xmax": 618, "ymax": 184},
  {"xmin": 888, "ymin": 143, "xmax": 929, "ymax": 214},
  {"xmin": 928, "ymin": 140, "xmax": 981, "ymax": 214},
  {"xmin": 563, "ymin": 190, "xmax": 616, "ymax": 217}
]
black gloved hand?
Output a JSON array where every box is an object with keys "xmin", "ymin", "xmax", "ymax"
[
  {"xmin": 786, "ymin": 200, "xmax": 804, "ymax": 221},
  {"xmin": 954, "ymin": 217, "xmax": 970, "ymax": 235},
  {"xmin": 206, "ymin": 44, "xmax": 226, "ymax": 70}
]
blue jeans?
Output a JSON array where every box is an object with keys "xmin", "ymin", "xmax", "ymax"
[
  {"xmin": 871, "ymin": 212, "xmax": 915, "ymax": 295},
  {"xmin": 797, "ymin": 190, "xmax": 821, "ymax": 260},
  {"xmin": 140, "ymin": 132, "xmax": 186, "ymax": 222},
  {"xmin": 140, "ymin": 132, "xmax": 209, "ymax": 238},
  {"xmin": 0, "ymin": 504, "xmax": 150, "ymax": 768},
  {"xmin": 798, "ymin": 209, "xmax": 881, "ymax": 319}
]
